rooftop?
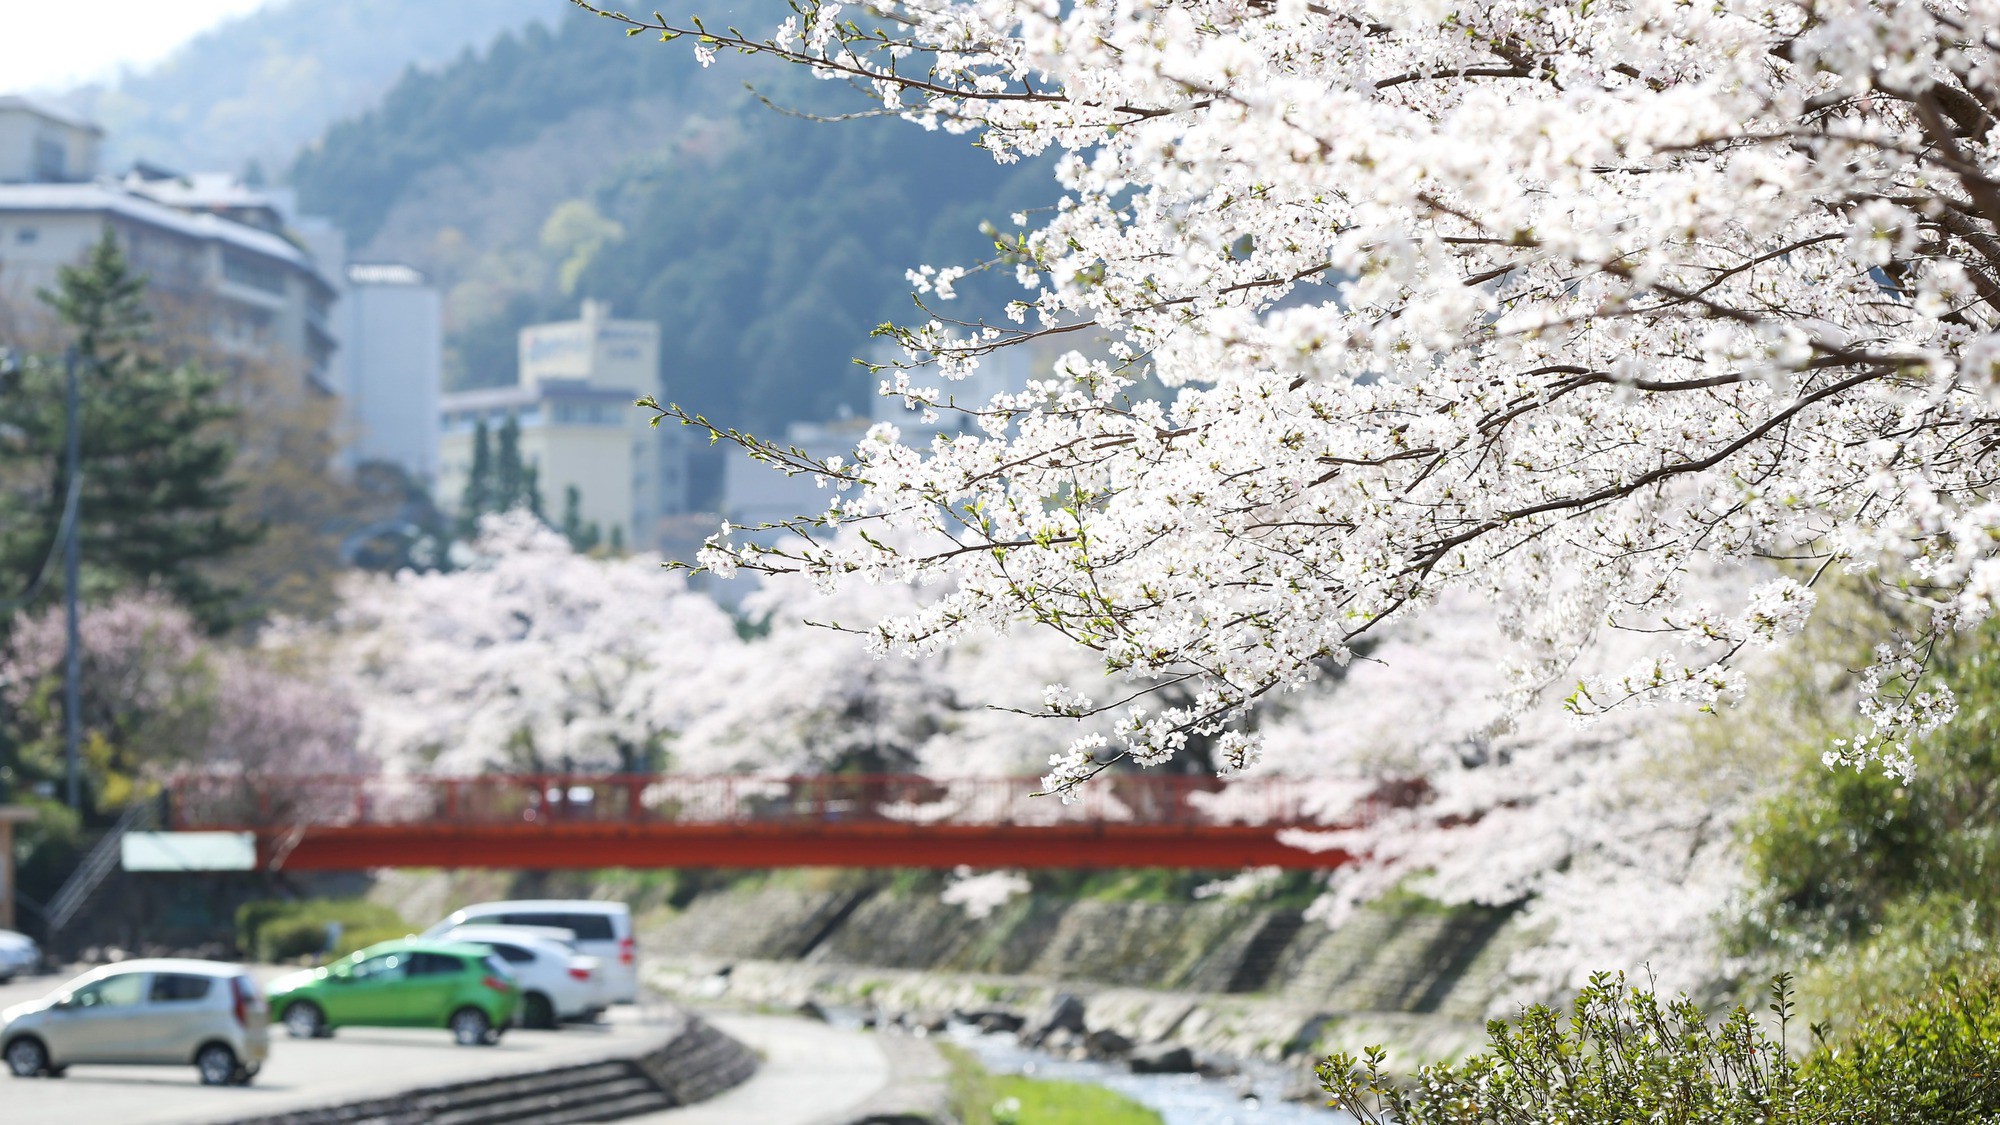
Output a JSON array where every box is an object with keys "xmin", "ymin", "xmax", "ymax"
[
  {"xmin": 0, "ymin": 95, "xmax": 103, "ymax": 136},
  {"xmin": 0, "ymin": 180, "xmax": 332, "ymax": 290}
]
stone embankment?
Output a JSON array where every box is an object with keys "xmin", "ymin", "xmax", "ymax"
[{"xmin": 641, "ymin": 880, "xmax": 1541, "ymax": 1080}]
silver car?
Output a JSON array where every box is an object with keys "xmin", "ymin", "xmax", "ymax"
[{"xmin": 1, "ymin": 959, "xmax": 270, "ymax": 1085}]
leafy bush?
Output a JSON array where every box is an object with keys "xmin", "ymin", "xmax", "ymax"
[
  {"xmin": 256, "ymin": 916, "xmax": 335, "ymax": 962},
  {"xmin": 1800, "ymin": 966, "xmax": 2000, "ymax": 1124},
  {"xmin": 1321, "ymin": 971, "xmax": 2000, "ymax": 1125},
  {"xmin": 330, "ymin": 924, "xmax": 412, "ymax": 959},
  {"xmin": 1738, "ymin": 622, "xmax": 2000, "ymax": 1024},
  {"xmin": 236, "ymin": 898, "xmax": 406, "ymax": 962}
]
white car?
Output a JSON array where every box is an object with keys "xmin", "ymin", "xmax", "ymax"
[
  {"xmin": 0, "ymin": 931, "xmax": 38, "ymax": 982},
  {"xmin": 425, "ymin": 900, "xmax": 637, "ymax": 1003},
  {"xmin": 1, "ymin": 959, "xmax": 269, "ymax": 1085},
  {"xmin": 438, "ymin": 925, "xmax": 604, "ymax": 1028}
]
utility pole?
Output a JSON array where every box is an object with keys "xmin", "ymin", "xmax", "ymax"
[{"xmin": 62, "ymin": 347, "xmax": 82, "ymax": 812}]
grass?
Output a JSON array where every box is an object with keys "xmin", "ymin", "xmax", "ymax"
[{"xmin": 941, "ymin": 1042, "xmax": 1162, "ymax": 1125}]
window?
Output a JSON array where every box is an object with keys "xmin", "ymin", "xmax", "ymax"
[
  {"xmin": 33, "ymin": 135, "xmax": 65, "ymax": 181},
  {"xmin": 14, "ymin": 227, "xmax": 36, "ymax": 245},
  {"xmin": 349, "ymin": 953, "xmax": 405, "ymax": 982},
  {"xmin": 503, "ymin": 912, "xmax": 615, "ymax": 940},
  {"xmin": 407, "ymin": 952, "xmax": 464, "ymax": 977},
  {"xmin": 69, "ymin": 974, "xmax": 146, "ymax": 1009},
  {"xmin": 488, "ymin": 943, "xmax": 534, "ymax": 964},
  {"xmin": 150, "ymin": 974, "xmax": 214, "ymax": 1003},
  {"xmin": 222, "ymin": 249, "xmax": 286, "ymax": 294}
]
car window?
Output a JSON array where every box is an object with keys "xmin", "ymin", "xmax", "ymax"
[
  {"xmin": 408, "ymin": 952, "xmax": 465, "ymax": 976},
  {"xmin": 71, "ymin": 973, "xmax": 147, "ymax": 1009},
  {"xmin": 350, "ymin": 953, "xmax": 405, "ymax": 981},
  {"xmin": 149, "ymin": 973, "xmax": 214, "ymax": 1002},
  {"xmin": 488, "ymin": 943, "xmax": 534, "ymax": 964},
  {"xmin": 504, "ymin": 912, "xmax": 614, "ymax": 940}
]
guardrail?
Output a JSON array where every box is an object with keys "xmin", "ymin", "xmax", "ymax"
[{"xmin": 164, "ymin": 772, "xmax": 1380, "ymax": 832}]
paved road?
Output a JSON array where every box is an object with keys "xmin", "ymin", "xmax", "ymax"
[
  {"xmin": 628, "ymin": 1012, "xmax": 893, "ymax": 1125},
  {"xmin": 0, "ymin": 967, "xmax": 682, "ymax": 1125}
]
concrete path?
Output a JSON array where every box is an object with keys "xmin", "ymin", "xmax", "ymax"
[{"xmin": 629, "ymin": 1012, "xmax": 894, "ymax": 1125}]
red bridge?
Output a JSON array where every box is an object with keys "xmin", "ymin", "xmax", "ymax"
[{"xmin": 164, "ymin": 774, "xmax": 1374, "ymax": 871}]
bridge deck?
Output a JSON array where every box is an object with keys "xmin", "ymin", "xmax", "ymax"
[{"xmin": 166, "ymin": 774, "xmax": 1365, "ymax": 871}]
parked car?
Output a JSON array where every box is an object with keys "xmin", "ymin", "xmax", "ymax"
[
  {"xmin": 1, "ymin": 959, "xmax": 268, "ymax": 1085},
  {"xmin": 266, "ymin": 939, "xmax": 518, "ymax": 1047},
  {"xmin": 423, "ymin": 900, "xmax": 637, "ymax": 1003},
  {"xmin": 435, "ymin": 925, "xmax": 604, "ymax": 1028},
  {"xmin": 0, "ymin": 930, "xmax": 39, "ymax": 982}
]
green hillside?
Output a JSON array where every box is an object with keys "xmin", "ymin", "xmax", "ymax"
[
  {"xmin": 289, "ymin": 7, "xmax": 1048, "ymax": 505},
  {"xmin": 62, "ymin": 0, "xmax": 557, "ymax": 176}
]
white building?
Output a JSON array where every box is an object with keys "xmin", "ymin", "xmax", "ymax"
[
  {"xmin": 0, "ymin": 99, "xmax": 338, "ymax": 390},
  {"xmin": 337, "ymin": 263, "xmax": 441, "ymax": 484},
  {"xmin": 439, "ymin": 300, "xmax": 685, "ymax": 549},
  {"xmin": 0, "ymin": 96, "xmax": 99, "ymax": 184}
]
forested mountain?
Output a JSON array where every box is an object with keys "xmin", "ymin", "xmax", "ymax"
[
  {"xmin": 60, "ymin": 0, "xmax": 555, "ymax": 176},
  {"xmin": 288, "ymin": 7, "xmax": 1049, "ymax": 504}
]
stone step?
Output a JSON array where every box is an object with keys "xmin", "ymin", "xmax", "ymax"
[
  {"xmin": 423, "ymin": 1060, "xmax": 637, "ymax": 1114},
  {"xmin": 506, "ymin": 1088, "xmax": 679, "ymax": 1125},
  {"xmin": 427, "ymin": 1065, "xmax": 667, "ymax": 1125}
]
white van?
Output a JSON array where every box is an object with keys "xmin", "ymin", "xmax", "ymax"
[{"xmin": 424, "ymin": 901, "xmax": 637, "ymax": 1003}]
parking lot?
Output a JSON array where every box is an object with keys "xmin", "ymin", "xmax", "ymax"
[{"xmin": 0, "ymin": 967, "xmax": 678, "ymax": 1125}]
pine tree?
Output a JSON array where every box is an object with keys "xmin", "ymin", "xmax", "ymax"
[
  {"xmin": 458, "ymin": 417, "xmax": 492, "ymax": 536},
  {"xmin": 560, "ymin": 484, "xmax": 599, "ymax": 552},
  {"xmin": 0, "ymin": 229, "xmax": 261, "ymax": 631},
  {"xmin": 495, "ymin": 412, "xmax": 525, "ymax": 510},
  {"xmin": 522, "ymin": 462, "xmax": 544, "ymax": 520}
]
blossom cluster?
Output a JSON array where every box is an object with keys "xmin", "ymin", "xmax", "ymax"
[{"xmin": 581, "ymin": 0, "xmax": 2000, "ymax": 791}]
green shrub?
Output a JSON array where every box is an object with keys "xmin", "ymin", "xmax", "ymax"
[
  {"xmin": 330, "ymin": 924, "xmax": 413, "ymax": 959},
  {"xmin": 255, "ymin": 916, "xmax": 332, "ymax": 962},
  {"xmin": 236, "ymin": 898, "xmax": 407, "ymax": 962},
  {"xmin": 1799, "ymin": 965, "xmax": 2000, "ymax": 1124},
  {"xmin": 1322, "ymin": 971, "xmax": 2000, "ymax": 1125}
]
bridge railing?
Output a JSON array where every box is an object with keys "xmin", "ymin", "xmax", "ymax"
[{"xmin": 163, "ymin": 773, "xmax": 1353, "ymax": 832}]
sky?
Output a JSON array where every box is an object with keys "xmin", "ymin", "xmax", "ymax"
[{"xmin": 1, "ymin": 0, "xmax": 269, "ymax": 93}]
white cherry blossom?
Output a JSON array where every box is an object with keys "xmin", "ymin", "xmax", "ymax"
[{"xmin": 575, "ymin": 0, "xmax": 2000, "ymax": 791}]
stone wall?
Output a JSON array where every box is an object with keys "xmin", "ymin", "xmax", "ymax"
[{"xmin": 644, "ymin": 880, "xmax": 1535, "ymax": 1022}]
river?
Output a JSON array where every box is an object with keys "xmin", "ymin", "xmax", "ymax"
[{"xmin": 945, "ymin": 1018, "xmax": 1356, "ymax": 1124}]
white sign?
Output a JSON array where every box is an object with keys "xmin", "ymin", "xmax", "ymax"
[{"xmin": 121, "ymin": 831, "xmax": 257, "ymax": 872}]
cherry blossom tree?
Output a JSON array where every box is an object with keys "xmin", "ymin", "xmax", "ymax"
[
  {"xmin": 318, "ymin": 512, "xmax": 1116, "ymax": 778},
  {"xmin": 315, "ymin": 513, "xmax": 740, "ymax": 775},
  {"xmin": 0, "ymin": 592, "xmax": 364, "ymax": 807},
  {"xmin": 576, "ymin": 0, "xmax": 2000, "ymax": 794}
]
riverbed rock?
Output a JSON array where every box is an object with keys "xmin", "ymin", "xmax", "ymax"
[
  {"xmin": 796, "ymin": 1000, "xmax": 829, "ymax": 1022},
  {"xmin": 1128, "ymin": 1044, "xmax": 1197, "ymax": 1074},
  {"xmin": 962, "ymin": 1009, "xmax": 1026, "ymax": 1034},
  {"xmin": 1019, "ymin": 992, "xmax": 1087, "ymax": 1047},
  {"xmin": 1083, "ymin": 1028, "xmax": 1135, "ymax": 1060}
]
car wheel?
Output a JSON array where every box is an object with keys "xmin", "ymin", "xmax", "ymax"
[
  {"xmin": 232, "ymin": 1062, "xmax": 257, "ymax": 1086},
  {"xmin": 195, "ymin": 1044, "xmax": 238, "ymax": 1087},
  {"xmin": 522, "ymin": 992, "xmax": 556, "ymax": 1030},
  {"xmin": 283, "ymin": 1000, "xmax": 328, "ymax": 1040},
  {"xmin": 450, "ymin": 1006, "xmax": 493, "ymax": 1047},
  {"xmin": 3, "ymin": 1037, "xmax": 48, "ymax": 1078}
]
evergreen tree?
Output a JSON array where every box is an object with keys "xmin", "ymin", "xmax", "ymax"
[
  {"xmin": 522, "ymin": 462, "xmax": 544, "ymax": 520},
  {"xmin": 0, "ymin": 229, "xmax": 261, "ymax": 631},
  {"xmin": 560, "ymin": 484, "xmax": 600, "ymax": 552},
  {"xmin": 495, "ymin": 411, "xmax": 526, "ymax": 510},
  {"xmin": 458, "ymin": 417, "xmax": 492, "ymax": 536}
]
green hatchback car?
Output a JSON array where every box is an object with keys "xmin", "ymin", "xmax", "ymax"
[{"xmin": 266, "ymin": 939, "xmax": 519, "ymax": 1046}]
